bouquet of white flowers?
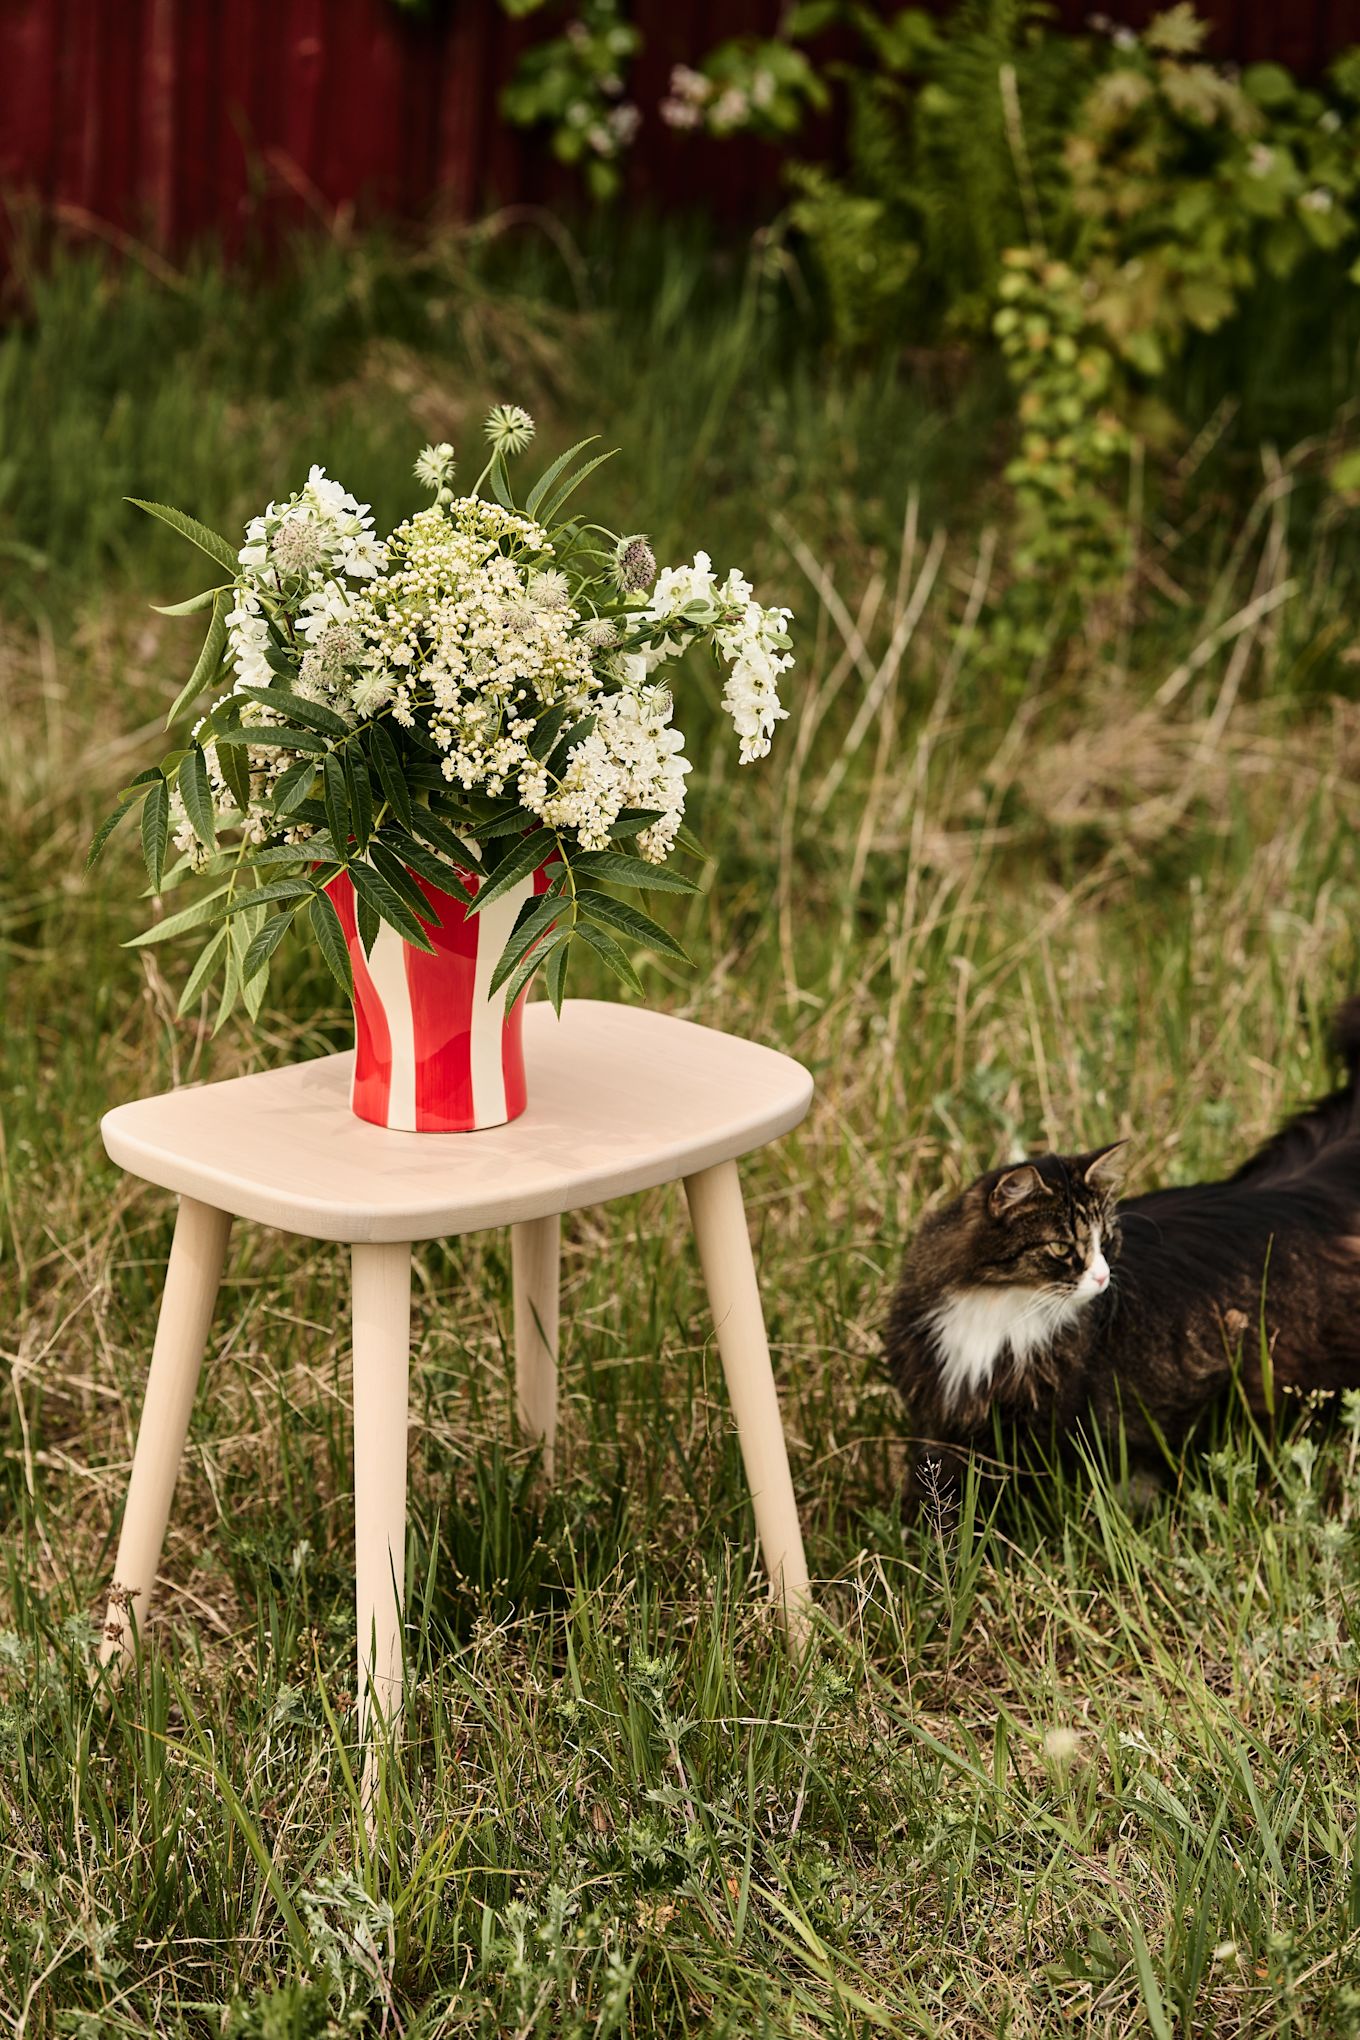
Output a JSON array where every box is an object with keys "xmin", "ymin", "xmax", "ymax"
[{"xmin": 93, "ymin": 406, "xmax": 793, "ymax": 1034}]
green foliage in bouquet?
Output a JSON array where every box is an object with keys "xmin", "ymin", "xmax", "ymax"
[{"xmin": 89, "ymin": 409, "xmax": 793, "ymax": 1029}]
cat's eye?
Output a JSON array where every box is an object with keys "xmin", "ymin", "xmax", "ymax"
[{"xmin": 1045, "ymin": 1241, "xmax": 1071, "ymax": 1259}]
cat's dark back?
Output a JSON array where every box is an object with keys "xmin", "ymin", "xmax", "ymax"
[{"xmin": 886, "ymin": 997, "xmax": 1360, "ymax": 1500}]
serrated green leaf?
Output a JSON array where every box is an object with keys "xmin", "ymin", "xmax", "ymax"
[
  {"xmin": 345, "ymin": 747, "xmax": 374, "ymax": 853},
  {"xmin": 487, "ymin": 888, "xmax": 564, "ymax": 995},
  {"xmin": 125, "ymin": 884, "xmax": 233, "ymax": 948},
  {"xmin": 525, "ymin": 436, "xmax": 597, "ymax": 518},
  {"xmin": 528, "ymin": 702, "xmax": 571, "ymax": 761},
  {"xmin": 220, "ymin": 878, "xmax": 315, "ymax": 916},
  {"xmin": 570, "ymin": 851, "xmax": 699, "ymax": 894},
  {"xmin": 368, "ymin": 839, "xmax": 441, "ymax": 927},
  {"xmin": 466, "ymin": 829, "xmax": 549, "ymax": 915},
  {"xmin": 369, "ymin": 721, "xmax": 414, "ymax": 832},
  {"xmin": 86, "ymin": 770, "xmax": 159, "ymax": 872},
  {"xmin": 350, "ymin": 859, "xmax": 436, "ymax": 952},
  {"xmin": 607, "ymin": 806, "xmax": 664, "ymax": 841},
  {"xmin": 498, "ymin": 924, "xmax": 569, "ymax": 1011},
  {"xmin": 213, "ymin": 725, "xmax": 328, "ymax": 756},
  {"xmin": 309, "ymin": 890, "xmax": 353, "ymax": 996},
  {"xmin": 323, "ymin": 753, "xmax": 351, "ymax": 851},
  {"xmin": 486, "ymin": 452, "xmax": 515, "ymax": 509},
  {"xmin": 272, "ymin": 758, "xmax": 317, "ymax": 815},
  {"xmin": 166, "ymin": 595, "xmax": 229, "ymax": 727},
  {"xmin": 575, "ymin": 920, "xmax": 644, "ymax": 995},
  {"xmin": 380, "ymin": 828, "xmax": 476, "ymax": 904},
  {"xmin": 177, "ymin": 746, "xmax": 217, "ymax": 850},
  {"xmin": 577, "ymin": 887, "xmax": 691, "ymax": 964},
  {"xmin": 176, "ymin": 925, "xmax": 229, "ymax": 1015},
  {"xmin": 410, "ymin": 809, "xmax": 486, "ymax": 875},
  {"xmin": 545, "ymin": 935, "xmax": 570, "ymax": 1014},
  {"xmin": 140, "ymin": 776, "xmax": 170, "ymax": 890},
  {"xmin": 127, "ymin": 497, "xmax": 239, "ymax": 574},
  {"xmin": 236, "ymin": 686, "xmax": 352, "ymax": 739},
  {"xmin": 242, "ymin": 906, "xmax": 300, "ymax": 982}
]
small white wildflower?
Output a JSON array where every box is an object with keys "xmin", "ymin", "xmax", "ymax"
[
  {"xmin": 271, "ymin": 516, "xmax": 324, "ymax": 578},
  {"xmin": 1043, "ymin": 1727, "xmax": 1079, "ymax": 1763},
  {"xmin": 527, "ymin": 568, "xmax": 571, "ymax": 610},
  {"xmin": 1301, "ymin": 186, "xmax": 1335, "ymax": 213},
  {"xmin": 484, "ymin": 404, "xmax": 536, "ymax": 456},
  {"xmin": 414, "ymin": 442, "xmax": 456, "ymax": 493},
  {"xmin": 581, "ymin": 616, "xmax": 618, "ymax": 649},
  {"xmin": 1248, "ymin": 144, "xmax": 1276, "ymax": 177},
  {"xmin": 1320, "ymin": 108, "xmax": 1342, "ymax": 133}
]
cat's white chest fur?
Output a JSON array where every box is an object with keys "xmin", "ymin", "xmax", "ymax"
[{"xmin": 926, "ymin": 1285, "xmax": 1088, "ymax": 1410}]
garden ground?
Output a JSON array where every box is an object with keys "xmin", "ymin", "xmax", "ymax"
[{"xmin": 2, "ymin": 222, "xmax": 1360, "ymax": 2036}]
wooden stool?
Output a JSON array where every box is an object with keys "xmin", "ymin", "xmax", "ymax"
[{"xmin": 97, "ymin": 1000, "xmax": 815, "ymax": 1757}]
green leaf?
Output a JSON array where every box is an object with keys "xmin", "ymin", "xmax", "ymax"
[
  {"xmin": 575, "ymin": 920, "xmax": 644, "ymax": 995},
  {"xmin": 220, "ymin": 878, "xmax": 315, "ymax": 917},
  {"xmin": 140, "ymin": 776, "xmax": 170, "ymax": 891},
  {"xmin": 236, "ymin": 907, "xmax": 269, "ymax": 1021},
  {"xmin": 215, "ymin": 921, "xmax": 242, "ymax": 1032},
  {"xmin": 236, "ymin": 686, "xmax": 352, "ymax": 739},
  {"xmin": 345, "ymin": 747, "xmax": 374, "ymax": 853},
  {"xmin": 176, "ymin": 925, "xmax": 229, "ymax": 1015},
  {"xmin": 486, "ymin": 452, "xmax": 515, "ymax": 509},
  {"xmin": 528, "ymin": 702, "xmax": 572, "ymax": 761},
  {"xmin": 127, "ymin": 498, "xmax": 239, "ymax": 574},
  {"xmin": 356, "ymin": 890, "xmax": 380, "ymax": 957},
  {"xmin": 475, "ymin": 806, "xmax": 537, "ymax": 840},
  {"xmin": 538, "ymin": 448, "xmax": 617, "ymax": 527},
  {"xmin": 607, "ymin": 807, "xmax": 664, "ymax": 841},
  {"xmin": 152, "ymin": 583, "xmax": 230, "ymax": 617},
  {"xmin": 350, "ymin": 859, "xmax": 436, "ymax": 952},
  {"xmin": 381, "ymin": 828, "xmax": 475, "ymax": 904},
  {"xmin": 570, "ymin": 851, "xmax": 698, "ymax": 894},
  {"xmin": 411, "ymin": 809, "xmax": 486, "ymax": 875},
  {"xmin": 369, "ymin": 721, "xmax": 414, "ymax": 832},
  {"xmin": 487, "ymin": 888, "xmax": 564, "ymax": 995},
  {"xmin": 308, "ymin": 890, "xmax": 353, "ymax": 996},
  {"xmin": 578, "ymin": 888, "xmax": 691, "ymax": 964},
  {"xmin": 166, "ymin": 595, "xmax": 229, "ymax": 727},
  {"xmin": 498, "ymin": 924, "xmax": 569, "ymax": 1012},
  {"xmin": 125, "ymin": 885, "xmax": 233, "ymax": 948},
  {"xmin": 368, "ymin": 840, "xmax": 441, "ymax": 927},
  {"xmin": 177, "ymin": 747, "xmax": 217, "ymax": 850},
  {"xmin": 272, "ymin": 758, "xmax": 317, "ymax": 815},
  {"xmin": 466, "ymin": 829, "xmax": 549, "ymax": 915},
  {"xmin": 546, "ymin": 712, "xmax": 596, "ymax": 778},
  {"xmin": 213, "ymin": 725, "xmax": 328, "ymax": 756},
  {"xmin": 545, "ymin": 935, "xmax": 570, "ymax": 1015},
  {"xmin": 526, "ymin": 436, "xmax": 597, "ymax": 518},
  {"xmin": 86, "ymin": 770, "xmax": 160, "ymax": 873},
  {"xmin": 323, "ymin": 753, "xmax": 351, "ymax": 852},
  {"xmin": 242, "ymin": 907, "xmax": 300, "ymax": 982},
  {"xmin": 213, "ymin": 710, "xmax": 252, "ymax": 815}
]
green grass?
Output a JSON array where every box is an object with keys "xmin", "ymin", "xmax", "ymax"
[{"xmin": 3, "ymin": 222, "xmax": 1360, "ymax": 2037}]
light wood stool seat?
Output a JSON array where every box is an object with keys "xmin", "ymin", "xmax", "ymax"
[{"xmin": 97, "ymin": 1000, "xmax": 815, "ymax": 1775}]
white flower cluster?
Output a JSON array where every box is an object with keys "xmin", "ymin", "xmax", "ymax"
[
  {"xmin": 355, "ymin": 499, "xmax": 598, "ymax": 799},
  {"xmin": 522, "ymin": 684, "xmax": 691, "ymax": 861},
  {"xmin": 174, "ymin": 452, "xmax": 795, "ymax": 885},
  {"xmin": 642, "ymin": 551, "xmax": 793, "ymax": 763}
]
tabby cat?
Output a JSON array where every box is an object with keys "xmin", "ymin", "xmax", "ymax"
[{"xmin": 886, "ymin": 997, "xmax": 1360, "ymax": 1508}]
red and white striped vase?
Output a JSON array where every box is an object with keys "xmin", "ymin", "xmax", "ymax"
[{"xmin": 325, "ymin": 858, "xmax": 553, "ymax": 1133}]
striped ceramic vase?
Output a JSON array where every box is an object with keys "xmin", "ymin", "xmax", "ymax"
[{"xmin": 325, "ymin": 859, "xmax": 552, "ymax": 1133}]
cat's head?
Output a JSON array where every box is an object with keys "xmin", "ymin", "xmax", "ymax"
[{"xmin": 958, "ymin": 1144, "xmax": 1126, "ymax": 1302}]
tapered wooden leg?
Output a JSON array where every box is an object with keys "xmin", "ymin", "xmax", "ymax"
[
  {"xmin": 684, "ymin": 1160, "xmax": 811, "ymax": 1646},
  {"xmin": 351, "ymin": 1242, "xmax": 412, "ymax": 1777},
  {"xmin": 512, "ymin": 1213, "xmax": 560, "ymax": 1478},
  {"xmin": 99, "ymin": 1197, "xmax": 232, "ymax": 1669}
]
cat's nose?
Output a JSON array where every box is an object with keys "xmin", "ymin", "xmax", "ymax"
[{"xmin": 1089, "ymin": 1253, "xmax": 1110, "ymax": 1290}]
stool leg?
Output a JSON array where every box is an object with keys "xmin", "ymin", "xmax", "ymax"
[
  {"xmin": 99, "ymin": 1197, "xmax": 232, "ymax": 1670},
  {"xmin": 512, "ymin": 1213, "xmax": 560, "ymax": 1478},
  {"xmin": 684, "ymin": 1160, "xmax": 811, "ymax": 1647},
  {"xmin": 351, "ymin": 1241, "xmax": 412, "ymax": 1778}
]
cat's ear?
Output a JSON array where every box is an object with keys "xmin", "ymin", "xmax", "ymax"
[
  {"xmin": 1078, "ymin": 1141, "xmax": 1128, "ymax": 1192},
  {"xmin": 988, "ymin": 1164, "xmax": 1051, "ymax": 1217}
]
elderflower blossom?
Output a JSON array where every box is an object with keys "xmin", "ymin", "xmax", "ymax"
[
  {"xmin": 524, "ymin": 684, "xmax": 691, "ymax": 859},
  {"xmin": 353, "ymin": 498, "xmax": 596, "ymax": 799}
]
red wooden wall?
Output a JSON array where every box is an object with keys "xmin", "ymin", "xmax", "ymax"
[{"xmin": 2, "ymin": 0, "xmax": 1358, "ymax": 257}]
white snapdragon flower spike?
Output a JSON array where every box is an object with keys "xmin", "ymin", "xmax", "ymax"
[
  {"xmin": 640, "ymin": 552, "xmax": 793, "ymax": 762},
  {"xmin": 525, "ymin": 684, "xmax": 692, "ymax": 859}
]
